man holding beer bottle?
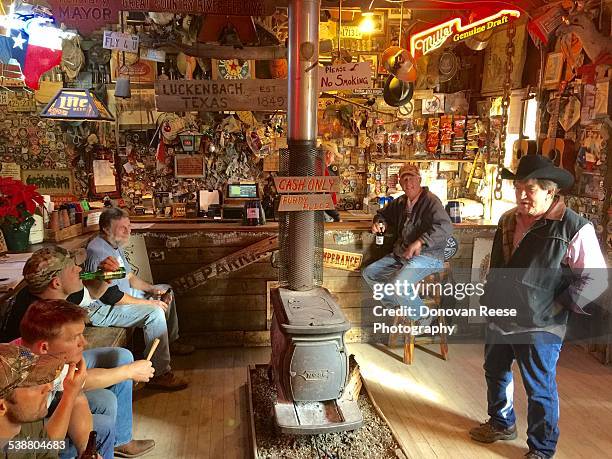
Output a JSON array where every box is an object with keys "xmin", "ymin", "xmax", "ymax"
[
  {"xmin": 85, "ymin": 207, "xmax": 194, "ymax": 391},
  {"xmin": 362, "ymin": 164, "xmax": 453, "ymax": 326},
  {"xmin": 2, "ymin": 247, "xmax": 155, "ymax": 458}
]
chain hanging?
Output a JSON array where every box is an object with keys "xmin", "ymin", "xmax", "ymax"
[{"xmin": 494, "ymin": 22, "xmax": 516, "ymax": 200}]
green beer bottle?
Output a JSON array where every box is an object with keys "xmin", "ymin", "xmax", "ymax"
[{"xmin": 80, "ymin": 267, "xmax": 126, "ymax": 281}]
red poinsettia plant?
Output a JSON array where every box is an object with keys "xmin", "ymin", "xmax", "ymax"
[{"xmin": 0, "ymin": 177, "xmax": 44, "ymax": 227}]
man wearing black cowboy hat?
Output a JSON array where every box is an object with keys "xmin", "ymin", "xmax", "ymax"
[{"xmin": 469, "ymin": 155, "xmax": 608, "ymax": 458}]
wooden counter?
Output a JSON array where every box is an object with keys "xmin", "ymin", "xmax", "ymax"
[{"xmin": 132, "ymin": 221, "xmax": 496, "ymax": 346}]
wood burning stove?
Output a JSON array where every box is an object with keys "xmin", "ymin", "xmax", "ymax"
[
  {"xmin": 268, "ymin": 0, "xmax": 362, "ymax": 435},
  {"xmin": 270, "ymin": 287, "xmax": 363, "ymax": 433}
]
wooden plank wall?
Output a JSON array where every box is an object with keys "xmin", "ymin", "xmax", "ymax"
[{"xmin": 142, "ymin": 226, "xmax": 496, "ymax": 346}]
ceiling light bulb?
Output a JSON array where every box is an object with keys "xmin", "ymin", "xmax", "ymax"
[{"xmin": 359, "ymin": 15, "xmax": 376, "ymax": 34}]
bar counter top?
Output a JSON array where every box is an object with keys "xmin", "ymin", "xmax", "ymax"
[{"xmin": 129, "ymin": 216, "xmax": 497, "ymax": 232}]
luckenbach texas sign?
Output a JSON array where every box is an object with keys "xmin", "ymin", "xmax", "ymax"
[
  {"xmin": 48, "ymin": 0, "xmax": 277, "ymax": 35},
  {"xmin": 410, "ymin": 9, "xmax": 521, "ymax": 59},
  {"xmin": 155, "ymin": 79, "xmax": 287, "ymax": 112}
]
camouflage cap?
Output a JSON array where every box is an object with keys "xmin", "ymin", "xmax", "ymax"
[
  {"xmin": 0, "ymin": 344, "xmax": 63, "ymax": 399},
  {"xmin": 22, "ymin": 246, "xmax": 86, "ymax": 293}
]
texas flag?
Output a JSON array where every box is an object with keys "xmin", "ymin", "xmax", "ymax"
[{"xmin": 0, "ymin": 22, "xmax": 63, "ymax": 90}]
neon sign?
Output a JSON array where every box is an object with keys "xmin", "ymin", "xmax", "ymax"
[{"xmin": 410, "ymin": 9, "xmax": 520, "ymax": 59}]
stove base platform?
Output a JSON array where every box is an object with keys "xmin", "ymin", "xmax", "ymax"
[
  {"xmin": 247, "ymin": 365, "xmax": 407, "ymax": 459},
  {"xmin": 273, "ymin": 396, "xmax": 362, "ymax": 435}
]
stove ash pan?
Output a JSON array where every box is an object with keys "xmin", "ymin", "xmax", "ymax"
[{"xmin": 270, "ymin": 287, "xmax": 350, "ymax": 403}]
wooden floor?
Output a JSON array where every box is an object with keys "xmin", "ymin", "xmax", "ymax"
[{"xmin": 132, "ymin": 344, "xmax": 612, "ymax": 459}]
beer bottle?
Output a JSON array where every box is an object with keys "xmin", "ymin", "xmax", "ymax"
[
  {"xmin": 79, "ymin": 431, "xmax": 98, "ymax": 459},
  {"xmin": 80, "ymin": 267, "xmax": 126, "ymax": 281},
  {"xmin": 375, "ymin": 226, "xmax": 385, "ymax": 246}
]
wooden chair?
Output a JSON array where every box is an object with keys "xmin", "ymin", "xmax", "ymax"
[{"xmin": 388, "ymin": 262, "xmax": 451, "ymax": 364}]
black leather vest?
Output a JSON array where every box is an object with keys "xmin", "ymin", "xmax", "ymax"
[{"xmin": 481, "ymin": 208, "xmax": 589, "ymax": 328}]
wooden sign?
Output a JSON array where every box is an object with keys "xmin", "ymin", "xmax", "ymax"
[
  {"xmin": 174, "ymin": 154, "xmax": 205, "ymax": 178},
  {"xmin": 103, "ymin": 31, "xmax": 139, "ymax": 53},
  {"xmin": 319, "ymin": 62, "xmax": 372, "ymax": 91},
  {"xmin": 278, "ymin": 194, "xmax": 335, "ymax": 212},
  {"xmin": 352, "ymin": 88, "xmax": 383, "ymax": 97},
  {"xmin": 155, "ymin": 79, "xmax": 287, "ymax": 112},
  {"xmin": 7, "ymin": 92, "xmax": 36, "ymax": 112},
  {"xmin": 274, "ymin": 176, "xmax": 340, "ymax": 194},
  {"xmin": 340, "ymin": 25, "xmax": 363, "ymax": 40},
  {"xmin": 21, "ymin": 169, "xmax": 74, "ymax": 195},
  {"xmin": 139, "ymin": 47, "xmax": 166, "ymax": 63},
  {"xmin": 49, "ymin": 0, "xmax": 277, "ymax": 35},
  {"xmin": 171, "ymin": 235, "xmax": 278, "ymax": 294},
  {"xmin": 323, "ymin": 249, "xmax": 363, "ymax": 272},
  {"xmin": 0, "ymin": 162, "xmax": 21, "ymax": 180}
]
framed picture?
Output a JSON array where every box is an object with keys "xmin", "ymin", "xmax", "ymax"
[
  {"xmin": 21, "ymin": 169, "xmax": 74, "ymax": 196},
  {"xmin": 481, "ymin": 21, "xmax": 528, "ymax": 96},
  {"xmin": 358, "ymin": 54, "xmax": 378, "ymax": 78},
  {"xmin": 543, "ymin": 52, "xmax": 565, "ymax": 88},
  {"xmin": 110, "ymin": 51, "xmax": 157, "ymax": 84},
  {"xmin": 174, "ymin": 154, "xmax": 205, "ymax": 178},
  {"xmin": 364, "ymin": 11, "xmax": 387, "ymax": 37}
]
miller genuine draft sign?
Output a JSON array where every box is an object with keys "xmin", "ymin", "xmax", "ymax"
[
  {"xmin": 48, "ymin": 0, "xmax": 277, "ymax": 35},
  {"xmin": 410, "ymin": 9, "xmax": 521, "ymax": 59},
  {"xmin": 155, "ymin": 79, "xmax": 287, "ymax": 112}
]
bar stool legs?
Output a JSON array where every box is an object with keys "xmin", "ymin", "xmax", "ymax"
[{"xmin": 395, "ymin": 316, "xmax": 449, "ymax": 365}]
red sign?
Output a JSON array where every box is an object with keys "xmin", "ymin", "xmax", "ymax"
[
  {"xmin": 274, "ymin": 176, "xmax": 340, "ymax": 194},
  {"xmin": 48, "ymin": 0, "xmax": 276, "ymax": 35},
  {"xmin": 409, "ymin": 9, "xmax": 521, "ymax": 60}
]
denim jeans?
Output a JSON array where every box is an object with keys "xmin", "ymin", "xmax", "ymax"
[
  {"xmin": 362, "ymin": 253, "xmax": 444, "ymax": 319},
  {"xmin": 55, "ymin": 381, "xmax": 115, "ymax": 459},
  {"xmin": 84, "ymin": 347, "xmax": 134, "ymax": 446},
  {"xmin": 88, "ymin": 283, "xmax": 179, "ymax": 375},
  {"xmin": 484, "ymin": 329, "xmax": 563, "ymax": 458}
]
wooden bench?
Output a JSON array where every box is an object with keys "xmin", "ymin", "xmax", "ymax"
[{"xmin": 83, "ymin": 326, "xmax": 133, "ymax": 350}]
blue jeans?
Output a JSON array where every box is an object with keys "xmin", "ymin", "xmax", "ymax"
[
  {"xmin": 88, "ymin": 283, "xmax": 179, "ymax": 375},
  {"xmin": 56, "ymin": 393, "xmax": 114, "ymax": 459},
  {"xmin": 484, "ymin": 329, "xmax": 563, "ymax": 458},
  {"xmin": 362, "ymin": 253, "xmax": 444, "ymax": 319},
  {"xmin": 84, "ymin": 347, "xmax": 134, "ymax": 446}
]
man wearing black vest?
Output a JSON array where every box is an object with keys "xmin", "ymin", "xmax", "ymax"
[{"xmin": 470, "ymin": 156, "xmax": 608, "ymax": 458}]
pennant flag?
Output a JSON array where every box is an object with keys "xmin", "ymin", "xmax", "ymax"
[{"xmin": 0, "ymin": 18, "xmax": 63, "ymax": 89}]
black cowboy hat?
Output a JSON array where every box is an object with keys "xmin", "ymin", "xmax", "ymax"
[
  {"xmin": 383, "ymin": 75, "xmax": 414, "ymax": 107},
  {"xmin": 501, "ymin": 155, "xmax": 574, "ymax": 189}
]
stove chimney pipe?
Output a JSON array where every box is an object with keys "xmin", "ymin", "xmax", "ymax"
[{"xmin": 286, "ymin": 0, "xmax": 321, "ymax": 291}]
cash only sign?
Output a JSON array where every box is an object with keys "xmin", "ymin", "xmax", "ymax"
[{"xmin": 274, "ymin": 176, "xmax": 340, "ymax": 212}]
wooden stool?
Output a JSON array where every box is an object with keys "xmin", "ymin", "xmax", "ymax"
[{"xmin": 388, "ymin": 262, "xmax": 451, "ymax": 364}]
